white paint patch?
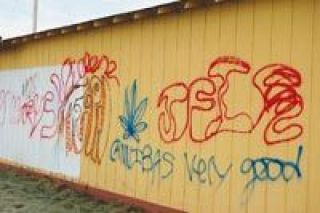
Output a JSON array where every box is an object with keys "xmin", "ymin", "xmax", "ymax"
[{"xmin": 0, "ymin": 66, "xmax": 83, "ymax": 178}]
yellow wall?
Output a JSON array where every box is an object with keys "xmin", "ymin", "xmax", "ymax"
[{"xmin": 0, "ymin": 0, "xmax": 320, "ymax": 212}]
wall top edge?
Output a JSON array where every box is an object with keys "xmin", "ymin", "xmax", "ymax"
[{"xmin": 0, "ymin": 0, "xmax": 227, "ymax": 52}]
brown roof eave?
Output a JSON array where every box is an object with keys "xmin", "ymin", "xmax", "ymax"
[{"xmin": 0, "ymin": 0, "xmax": 227, "ymax": 51}]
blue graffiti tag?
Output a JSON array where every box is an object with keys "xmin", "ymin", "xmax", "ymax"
[
  {"xmin": 110, "ymin": 138, "xmax": 175, "ymax": 180},
  {"xmin": 119, "ymin": 80, "xmax": 148, "ymax": 142},
  {"xmin": 184, "ymin": 153, "xmax": 232, "ymax": 185},
  {"xmin": 240, "ymin": 145, "xmax": 303, "ymax": 189}
]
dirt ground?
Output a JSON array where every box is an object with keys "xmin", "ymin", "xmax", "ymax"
[{"xmin": 0, "ymin": 170, "xmax": 144, "ymax": 213}]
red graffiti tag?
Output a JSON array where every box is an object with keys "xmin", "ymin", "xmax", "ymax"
[
  {"xmin": 157, "ymin": 56, "xmax": 304, "ymax": 145},
  {"xmin": 253, "ymin": 64, "xmax": 303, "ymax": 145},
  {"xmin": 78, "ymin": 52, "xmax": 120, "ymax": 86}
]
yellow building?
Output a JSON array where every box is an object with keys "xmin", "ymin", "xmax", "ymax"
[{"xmin": 0, "ymin": 0, "xmax": 319, "ymax": 212}]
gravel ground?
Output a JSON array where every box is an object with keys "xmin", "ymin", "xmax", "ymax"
[{"xmin": 0, "ymin": 170, "xmax": 144, "ymax": 213}]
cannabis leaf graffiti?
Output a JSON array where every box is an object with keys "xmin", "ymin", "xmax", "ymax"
[{"xmin": 119, "ymin": 80, "xmax": 148, "ymax": 142}]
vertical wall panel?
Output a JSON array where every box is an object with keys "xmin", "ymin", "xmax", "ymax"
[
  {"xmin": 214, "ymin": 2, "xmax": 237, "ymax": 213},
  {"xmin": 157, "ymin": 14, "xmax": 175, "ymax": 207},
  {"xmin": 103, "ymin": 24, "xmax": 117, "ymax": 193},
  {"xmin": 231, "ymin": 1, "xmax": 254, "ymax": 213},
  {"xmin": 248, "ymin": 0, "xmax": 272, "ymax": 213},
  {"xmin": 268, "ymin": 1, "xmax": 293, "ymax": 212},
  {"xmin": 146, "ymin": 14, "xmax": 161, "ymax": 204},
  {"xmin": 169, "ymin": 10, "xmax": 192, "ymax": 210},
  {"xmin": 287, "ymin": 0, "xmax": 314, "ymax": 212},
  {"xmin": 114, "ymin": 22, "xmax": 131, "ymax": 195},
  {"xmin": 183, "ymin": 9, "xmax": 207, "ymax": 213},
  {"xmin": 199, "ymin": 5, "xmax": 221, "ymax": 213},
  {"xmin": 149, "ymin": 14, "xmax": 166, "ymax": 205},
  {"xmin": 130, "ymin": 19, "xmax": 143, "ymax": 199},
  {"xmin": 309, "ymin": 1, "xmax": 320, "ymax": 213},
  {"xmin": 135, "ymin": 18, "xmax": 154, "ymax": 201}
]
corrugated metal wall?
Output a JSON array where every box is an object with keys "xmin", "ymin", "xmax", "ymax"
[{"xmin": 0, "ymin": 0, "xmax": 319, "ymax": 212}]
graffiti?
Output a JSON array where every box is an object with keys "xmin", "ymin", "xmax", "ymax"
[
  {"xmin": 110, "ymin": 80, "xmax": 174, "ymax": 180},
  {"xmin": 240, "ymin": 145, "xmax": 303, "ymax": 189},
  {"xmin": 0, "ymin": 52, "xmax": 120, "ymax": 165},
  {"xmin": 62, "ymin": 75, "xmax": 108, "ymax": 164},
  {"xmin": 253, "ymin": 64, "xmax": 303, "ymax": 145},
  {"xmin": 79, "ymin": 52, "xmax": 120, "ymax": 86},
  {"xmin": 21, "ymin": 73, "xmax": 37, "ymax": 97},
  {"xmin": 110, "ymin": 139, "xmax": 175, "ymax": 180},
  {"xmin": 157, "ymin": 56, "xmax": 304, "ymax": 145},
  {"xmin": 119, "ymin": 80, "xmax": 148, "ymax": 142},
  {"xmin": 54, "ymin": 52, "xmax": 119, "ymax": 164},
  {"xmin": 81, "ymin": 75, "xmax": 109, "ymax": 164},
  {"xmin": 21, "ymin": 90, "xmax": 55, "ymax": 139},
  {"xmin": 0, "ymin": 49, "xmax": 307, "ymax": 202},
  {"xmin": 184, "ymin": 153, "xmax": 232, "ymax": 185}
]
